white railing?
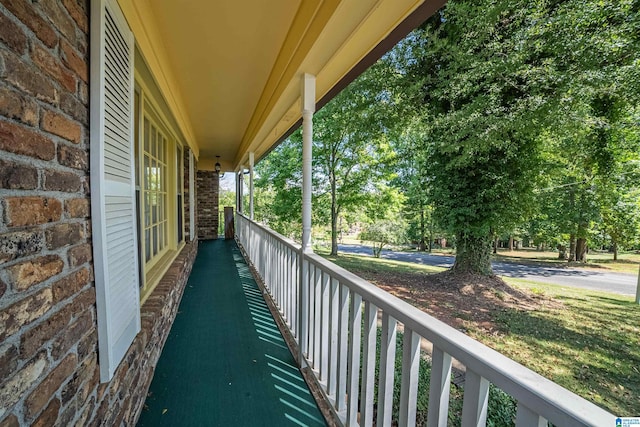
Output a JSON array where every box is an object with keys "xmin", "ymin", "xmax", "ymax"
[{"xmin": 235, "ymin": 213, "xmax": 615, "ymax": 427}]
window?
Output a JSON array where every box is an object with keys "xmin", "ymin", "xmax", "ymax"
[
  {"xmin": 177, "ymin": 144, "xmax": 184, "ymax": 243},
  {"xmin": 134, "ymin": 85, "xmax": 187, "ymax": 301},
  {"xmin": 143, "ymin": 114, "xmax": 169, "ymax": 265}
]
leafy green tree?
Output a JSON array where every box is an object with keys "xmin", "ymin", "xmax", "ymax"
[
  {"xmin": 402, "ymin": 1, "xmax": 548, "ymax": 274},
  {"xmin": 254, "ymin": 137, "xmax": 304, "ymax": 238},
  {"xmin": 313, "ymin": 61, "xmax": 400, "ymax": 255},
  {"xmin": 396, "ymin": 0, "xmax": 640, "ymax": 273},
  {"xmin": 360, "ymin": 219, "xmax": 407, "ymax": 258}
]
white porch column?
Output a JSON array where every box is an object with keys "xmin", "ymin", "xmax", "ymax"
[
  {"xmin": 235, "ymin": 171, "xmax": 240, "ymax": 212},
  {"xmin": 239, "ymin": 165, "xmax": 244, "ymax": 214},
  {"xmin": 301, "ymin": 73, "xmax": 315, "ymax": 253},
  {"xmin": 249, "ymin": 152, "xmax": 255, "ymax": 220}
]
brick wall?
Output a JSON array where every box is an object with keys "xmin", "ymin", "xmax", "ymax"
[
  {"xmin": 196, "ymin": 170, "xmax": 219, "ymax": 239},
  {"xmin": 0, "ymin": 1, "xmax": 198, "ymax": 426}
]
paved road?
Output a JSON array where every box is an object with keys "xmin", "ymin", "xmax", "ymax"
[{"xmin": 337, "ymin": 244, "xmax": 638, "ymax": 297}]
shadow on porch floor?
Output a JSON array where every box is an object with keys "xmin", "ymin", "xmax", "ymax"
[{"xmin": 137, "ymin": 239, "xmax": 326, "ymax": 427}]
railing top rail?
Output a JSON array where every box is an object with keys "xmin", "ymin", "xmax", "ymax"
[
  {"xmin": 236, "ymin": 213, "xmax": 302, "ymax": 251},
  {"xmin": 237, "ymin": 216, "xmax": 615, "ymax": 426}
]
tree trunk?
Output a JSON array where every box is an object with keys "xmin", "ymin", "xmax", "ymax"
[
  {"xmin": 576, "ymin": 237, "xmax": 588, "ymax": 262},
  {"xmin": 373, "ymin": 243, "xmax": 383, "ymax": 258},
  {"xmin": 493, "ymin": 236, "xmax": 498, "ymax": 254},
  {"xmin": 508, "ymin": 235, "xmax": 514, "ymax": 251},
  {"xmin": 419, "ymin": 208, "xmax": 426, "ymax": 251},
  {"xmin": 575, "ymin": 221, "xmax": 588, "ymax": 262},
  {"xmin": 613, "ymin": 241, "xmax": 618, "ymax": 261},
  {"xmin": 557, "ymin": 245, "xmax": 567, "ymax": 259},
  {"xmin": 330, "ymin": 173, "xmax": 338, "ymax": 256},
  {"xmin": 452, "ymin": 231, "xmax": 493, "ymax": 275},
  {"xmin": 568, "ymin": 233, "xmax": 576, "ymax": 262},
  {"xmin": 428, "ymin": 217, "xmax": 434, "ymax": 253}
]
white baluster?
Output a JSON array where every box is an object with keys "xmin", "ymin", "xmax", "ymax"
[
  {"xmin": 347, "ymin": 293, "xmax": 363, "ymax": 426},
  {"xmin": 515, "ymin": 402, "xmax": 547, "ymax": 427},
  {"xmin": 336, "ymin": 283, "xmax": 350, "ymax": 413},
  {"xmin": 399, "ymin": 329, "xmax": 420, "ymax": 427},
  {"xmin": 377, "ymin": 313, "xmax": 397, "ymax": 427},
  {"xmin": 427, "ymin": 347, "xmax": 452, "ymax": 427},
  {"xmin": 320, "ymin": 271, "xmax": 330, "ymax": 382},
  {"xmin": 461, "ymin": 370, "xmax": 489, "ymax": 427},
  {"xmin": 360, "ymin": 301, "xmax": 378, "ymax": 426}
]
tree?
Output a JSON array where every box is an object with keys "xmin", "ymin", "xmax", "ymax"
[
  {"xmin": 313, "ymin": 60, "xmax": 400, "ymax": 255},
  {"xmin": 396, "ymin": 0, "xmax": 640, "ymax": 273},
  {"xmin": 359, "ymin": 219, "xmax": 407, "ymax": 258},
  {"xmin": 254, "ymin": 137, "xmax": 304, "ymax": 239},
  {"xmin": 401, "ymin": 1, "xmax": 548, "ymax": 275}
]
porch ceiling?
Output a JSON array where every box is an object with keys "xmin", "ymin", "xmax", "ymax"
[{"xmin": 121, "ymin": 0, "xmax": 446, "ymax": 171}]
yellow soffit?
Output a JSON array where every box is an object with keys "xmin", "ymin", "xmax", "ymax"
[
  {"xmin": 235, "ymin": 0, "xmax": 440, "ymax": 167},
  {"xmin": 116, "ymin": 0, "xmax": 200, "ymax": 159}
]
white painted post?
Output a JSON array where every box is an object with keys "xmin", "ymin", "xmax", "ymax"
[
  {"xmin": 347, "ymin": 292, "xmax": 363, "ymax": 425},
  {"xmin": 308, "ymin": 264, "xmax": 316, "ymax": 366},
  {"xmin": 399, "ymin": 329, "xmax": 420, "ymax": 427},
  {"xmin": 377, "ymin": 313, "xmax": 397, "ymax": 427},
  {"xmin": 461, "ymin": 370, "xmax": 490, "ymax": 427},
  {"xmin": 516, "ymin": 403, "xmax": 547, "ymax": 427},
  {"xmin": 235, "ymin": 171, "xmax": 240, "ymax": 212},
  {"xmin": 313, "ymin": 266, "xmax": 322, "ymax": 370},
  {"xmin": 237, "ymin": 168, "xmax": 244, "ymax": 213},
  {"xmin": 360, "ymin": 301, "xmax": 378, "ymax": 426},
  {"xmin": 428, "ymin": 347, "xmax": 452, "ymax": 427},
  {"xmin": 249, "ymin": 152, "xmax": 254, "ymax": 220},
  {"xmin": 320, "ymin": 271, "xmax": 330, "ymax": 382},
  {"xmin": 299, "ymin": 256, "xmax": 309, "ymax": 362},
  {"xmin": 301, "ymin": 73, "xmax": 315, "ymax": 253},
  {"xmin": 327, "ymin": 277, "xmax": 339, "ymax": 398},
  {"xmin": 298, "ymin": 73, "xmax": 315, "ymax": 369},
  {"xmin": 336, "ymin": 284, "xmax": 350, "ymax": 413}
]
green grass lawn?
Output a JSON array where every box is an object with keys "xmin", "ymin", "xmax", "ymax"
[
  {"xmin": 321, "ymin": 249, "xmax": 445, "ymax": 275},
  {"xmin": 321, "ymin": 251, "xmax": 640, "ymax": 417},
  {"xmin": 493, "ymin": 249, "xmax": 640, "ymax": 274},
  {"xmin": 480, "ymin": 279, "xmax": 640, "ymax": 416}
]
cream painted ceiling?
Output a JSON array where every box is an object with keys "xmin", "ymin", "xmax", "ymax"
[
  {"xmin": 125, "ymin": 0, "xmax": 446, "ymax": 171},
  {"xmin": 149, "ymin": 0, "xmax": 300, "ymax": 168}
]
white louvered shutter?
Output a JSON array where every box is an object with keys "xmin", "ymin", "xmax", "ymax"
[
  {"xmin": 189, "ymin": 150, "xmax": 195, "ymax": 241},
  {"xmin": 90, "ymin": 0, "xmax": 140, "ymax": 382}
]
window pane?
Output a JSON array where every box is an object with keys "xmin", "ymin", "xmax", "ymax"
[
  {"xmin": 151, "ymin": 127, "xmax": 156, "ymax": 158},
  {"xmin": 151, "ymin": 158, "xmax": 157, "ymax": 191},
  {"xmin": 144, "ymin": 155, "xmax": 150, "ymax": 191},
  {"xmin": 159, "ymin": 221, "xmax": 164, "ymax": 250},
  {"xmin": 157, "ymin": 161, "xmax": 163, "ymax": 192},
  {"xmin": 145, "ymin": 229, "xmax": 151, "ymax": 262},
  {"xmin": 152, "ymin": 195, "xmax": 157, "ymax": 223},
  {"xmin": 144, "ymin": 118, "xmax": 150, "ymax": 153},
  {"xmin": 152, "ymin": 225, "xmax": 158, "ymax": 256},
  {"xmin": 144, "ymin": 193, "xmax": 151, "ymax": 227}
]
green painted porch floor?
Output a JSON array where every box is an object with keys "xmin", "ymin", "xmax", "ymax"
[{"xmin": 137, "ymin": 239, "xmax": 326, "ymax": 427}]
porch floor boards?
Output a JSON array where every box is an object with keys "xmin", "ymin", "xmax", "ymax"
[{"xmin": 137, "ymin": 239, "xmax": 326, "ymax": 427}]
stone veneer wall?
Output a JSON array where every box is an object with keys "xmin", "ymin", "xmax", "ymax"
[
  {"xmin": 196, "ymin": 170, "xmax": 219, "ymax": 239},
  {"xmin": 0, "ymin": 1, "xmax": 198, "ymax": 425}
]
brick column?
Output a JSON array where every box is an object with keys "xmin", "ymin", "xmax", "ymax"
[{"xmin": 196, "ymin": 170, "xmax": 219, "ymax": 239}]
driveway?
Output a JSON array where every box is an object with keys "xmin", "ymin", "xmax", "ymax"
[{"xmin": 337, "ymin": 244, "xmax": 638, "ymax": 297}]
